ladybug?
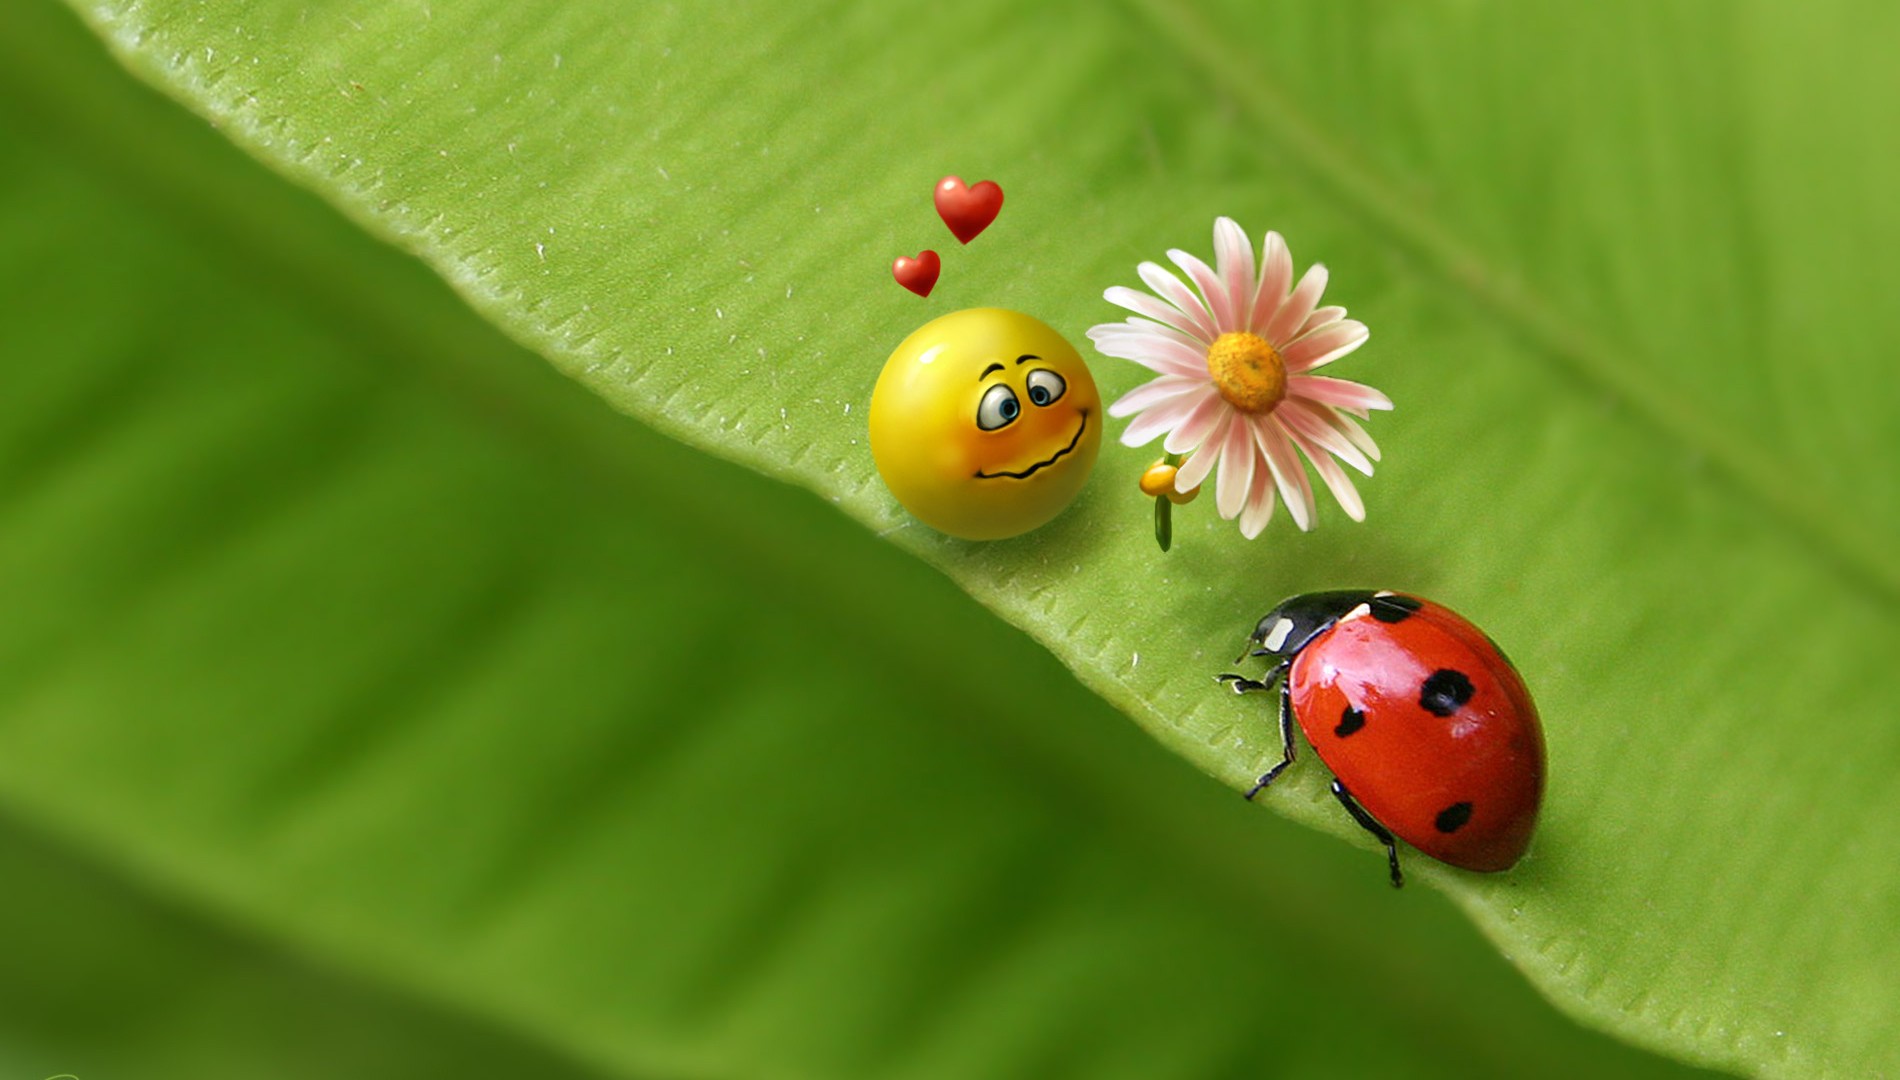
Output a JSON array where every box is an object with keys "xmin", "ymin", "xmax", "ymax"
[{"xmin": 1219, "ymin": 590, "xmax": 1545, "ymax": 888}]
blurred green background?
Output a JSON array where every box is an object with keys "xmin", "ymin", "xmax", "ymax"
[{"xmin": 3, "ymin": 0, "xmax": 1896, "ymax": 1076}]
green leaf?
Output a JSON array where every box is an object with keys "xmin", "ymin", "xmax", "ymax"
[
  {"xmin": 0, "ymin": 825, "xmax": 615, "ymax": 1080},
  {"xmin": 0, "ymin": 3, "xmax": 1720, "ymax": 1078},
  {"xmin": 11, "ymin": 0, "xmax": 1896, "ymax": 1075}
]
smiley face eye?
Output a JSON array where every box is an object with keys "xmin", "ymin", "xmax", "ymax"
[
  {"xmin": 976, "ymin": 384, "xmax": 1021, "ymax": 430},
  {"xmin": 1024, "ymin": 368, "xmax": 1067, "ymax": 407}
]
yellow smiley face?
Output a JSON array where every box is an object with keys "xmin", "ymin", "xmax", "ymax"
[{"xmin": 869, "ymin": 308, "xmax": 1102, "ymax": 540}]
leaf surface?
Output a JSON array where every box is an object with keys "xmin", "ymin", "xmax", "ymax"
[
  {"xmin": 20, "ymin": 0, "xmax": 1900, "ymax": 1074},
  {"xmin": 0, "ymin": 2, "xmax": 1727, "ymax": 1076}
]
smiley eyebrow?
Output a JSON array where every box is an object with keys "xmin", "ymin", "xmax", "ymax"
[{"xmin": 978, "ymin": 355, "xmax": 1040, "ymax": 381}]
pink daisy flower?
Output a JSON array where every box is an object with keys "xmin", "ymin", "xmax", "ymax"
[{"xmin": 1088, "ymin": 218, "xmax": 1393, "ymax": 539}]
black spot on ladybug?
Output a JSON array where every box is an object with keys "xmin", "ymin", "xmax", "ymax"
[
  {"xmin": 1335, "ymin": 706, "xmax": 1366, "ymax": 737},
  {"xmin": 1369, "ymin": 594, "xmax": 1423, "ymax": 623},
  {"xmin": 1419, "ymin": 669, "xmax": 1475, "ymax": 717},
  {"xmin": 1435, "ymin": 802, "xmax": 1474, "ymax": 833}
]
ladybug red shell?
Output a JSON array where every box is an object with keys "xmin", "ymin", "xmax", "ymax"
[{"xmin": 1219, "ymin": 590, "xmax": 1546, "ymax": 887}]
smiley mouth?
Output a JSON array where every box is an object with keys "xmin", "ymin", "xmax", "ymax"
[{"xmin": 974, "ymin": 412, "xmax": 1088, "ymax": 480}]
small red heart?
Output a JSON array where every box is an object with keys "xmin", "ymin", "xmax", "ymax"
[
  {"xmin": 893, "ymin": 250, "xmax": 941, "ymax": 297},
  {"xmin": 935, "ymin": 176, "xmax": 1004, "ymax": 244}
]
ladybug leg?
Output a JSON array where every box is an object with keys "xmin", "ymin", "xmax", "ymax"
[
  {"xmin": 1214, "ymin": 658, "xmax": 1289, "ymax": 697},
  {"xmin": 1330, "ymin": 780, "xmax": 1404, "ymax": 889},
  {"xmin": 1214, "ymin": 673, "xmax": 1271, "ymax": 694},
  {"xmin": 1244, "ymin": 679, "xmax": 1299, "ymax": 800},
  {"xmin": 1216, "ymin": 664, "xmax": 1297, "ymax": 800}
]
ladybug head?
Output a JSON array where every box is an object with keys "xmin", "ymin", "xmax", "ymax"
[{"xmin": 1240, "ymin": 590, "xmax": 1393, "ymax": 664}]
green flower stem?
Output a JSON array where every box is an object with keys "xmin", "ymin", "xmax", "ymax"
[{"xmin": 1154, "ymin": 452, "xmax": 1184, "ymax": 553}]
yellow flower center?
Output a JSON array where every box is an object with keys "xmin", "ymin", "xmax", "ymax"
[{"xmin": 1205, "ymin": 331, "xmax": 1286, "ymax": 414}]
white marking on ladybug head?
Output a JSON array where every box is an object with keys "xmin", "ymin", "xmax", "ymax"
[
  {"xmin": 1262, "ymin": 617, "xmax": 1294, "ymax": 652},
  {"xmin": 1374, "ymin": 590, "xmax": 1395, "ymax": 598},
  {"xmin": 1343, "ymin": 602, "xmax": 1372, "ymax": 622}
]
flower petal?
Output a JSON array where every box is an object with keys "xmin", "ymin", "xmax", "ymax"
[
  {"xmin": 1103, "ymin": 285, "xmax": 1205, "ymax": 341},
  {"xmin": 1276, "ymin": 399, "xmax": 1374, "ymax": 475},
  {"xmin": 1119, "ymin": 385, "xmax": 1217, "ymax": 447},
  {"xmin": 1174, "ymin": 414, "xmax": 1229, "ymax": 491},
  {"xmin": 1162, "ymin": 389, "xmax": 1231, "ymax": 455},
  {"xmin": 1281, "ymin": 320, "xmax": 1369, "ymax": 373},
  {"xmin": 1238, "ymin": 456, "xmax": 1278, "ymax": 538},
  {"xmin": 1108, "ymin": 374, "xmax": 1208, "ymax": 418},
  {"xmin": 1330, "ymin": 410, "xmax": 1383, "ymax": 462},
  {"xmin": 1298, "ymin": 305, "xmax": 1347, "ymax": 337},
  {"xmin": 1249, "ymin": 231, "xmax": 1294, "ymax": 336},
  {"xmin": 1089, "ymin": 325, "xmax": 1209, "ymax": 377},
  {"xmin": 1137, "ymin": 262, "xmax": 1218, "ymax": 339},
  {"xmin": 1167, "ymin": 247, "xmax": 1234, "ymax": 333},
  {"xmin": 1254, "ymin": 417, "xmax": 1317, "ymax": 532},
  {"xmin": 1122, "ymin": 316, "xmax": 1209, "ymax": 354},
  {"xmin": 1288, "ymin": 374, "xmax": 1394, "ymax": 413},
  {"xmin": 1290, "ymin": 428, "xmax": 1366, "ymax": 521},
  {"xmin": 1214, "ymin": 414, "xmax": 1256, "ymax": 519},
  {"xmin": 1265, "ymin": 263, "xmax": 1329, "ymax": 346},
  {"xmin": 1213, "ymin": 217, "xmax": 1257, "ymax": 329}
]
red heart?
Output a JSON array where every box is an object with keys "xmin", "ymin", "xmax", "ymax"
[
  {"xmin": 934, "ymin": 176, "xmax": 1004, "ymax": 244},
  {"xmin": 892, "ymin": 250, "xmax": 941, "ymax": 297}
]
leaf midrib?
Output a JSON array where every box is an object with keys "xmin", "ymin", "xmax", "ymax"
[{"xmin": 1122, "ymin": 0, "xmax": 1900, "ymax": 604}]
